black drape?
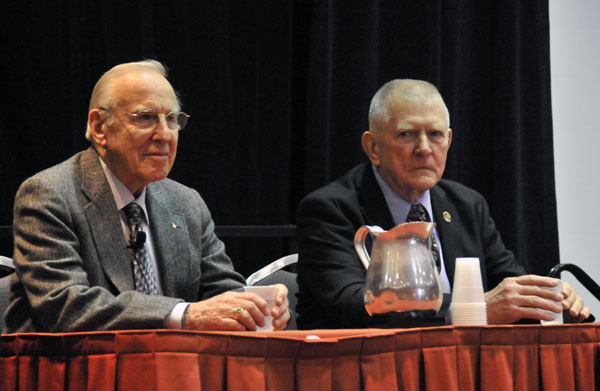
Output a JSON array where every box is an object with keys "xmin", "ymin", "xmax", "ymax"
[{"xmin": 0, "ymin": 1, "xmax": 557, "ymax": 278}]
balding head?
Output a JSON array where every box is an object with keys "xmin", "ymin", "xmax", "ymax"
[
  {"xmin": 368, "ymin": 79, "xmax": 449, "ymax": 133},
  {"xmin": 85, "ymin": 60, "xmax": 179, "ymax": 141}
]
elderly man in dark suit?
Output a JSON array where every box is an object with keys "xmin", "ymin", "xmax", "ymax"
[
  {"xmin": 5, "ymin": 60, "xmax": 289, "ymax": 332},
  {"xmin": 296, "ymin": 79, "xmax": 589, "ymax": 329}
]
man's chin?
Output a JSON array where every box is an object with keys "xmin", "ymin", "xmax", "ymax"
[
  {"xmin": 410, "ymin": 177, "xmax": 439, "ymax": 192},
  {"xmin": 141, "ymin": 168, "xmax": 170, "ymax": 184}
]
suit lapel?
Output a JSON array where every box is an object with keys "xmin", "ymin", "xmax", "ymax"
[
  {"xmin": 357, "ymin": 164, "xmax": 395, "ymax": 229},
  {"xmin": 146, "ymin": 183, "xmax": 189, "ymax": 298},
  {"xmin": 431, "ymin": 184, "xmax": 461, "ymax": 287},
  {"xmin": 80, "ymin": 148, "xmax": 135, "ymax": 293}
]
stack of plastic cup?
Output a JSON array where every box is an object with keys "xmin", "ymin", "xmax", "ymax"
[{"xmin": 450, "ymin": 257, "xmax": 487, "ymax": 325}]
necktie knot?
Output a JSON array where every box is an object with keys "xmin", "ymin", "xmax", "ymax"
[
  {"xmin": 123, "ymin": 202, "xmax": 145, "ymax": 226},
  {"xmin": 407, "ymin": 203, "xmax": 430, "ymax": 223},
  {"xmin": 123, "ymin": 202, "xmax": 145, "ymax": 249}
]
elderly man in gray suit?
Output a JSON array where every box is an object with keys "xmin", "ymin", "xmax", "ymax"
[{"xmin": 5, "ymin": 60, "xmax": 290, "ymax": 332}]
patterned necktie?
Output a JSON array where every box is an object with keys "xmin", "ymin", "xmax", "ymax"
[
  {"xmin": 123, "ymin": 202, "xmax": 159, "ymax": 295},
  {"xmin": 406, "ymin": 203, "xmax": 441, "ymax": 271}
]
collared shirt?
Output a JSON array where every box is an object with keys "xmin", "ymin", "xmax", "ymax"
[
  {"xmin": 371, "ymin": 165, "xmax": 452, "ymax": 293},
  {"xmin": 99, "ymin": 157, "xmax": 187, "ymax": 328}
]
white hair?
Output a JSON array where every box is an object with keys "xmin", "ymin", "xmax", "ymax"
[
  {"xmin": 368, "ymin": 79, "xmax": 449, "ymax": 132},
  {"xmin": 85, "ymin": 60, "xmax": 179, "ymax": 140}
]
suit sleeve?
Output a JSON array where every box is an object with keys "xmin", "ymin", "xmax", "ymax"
[{"xmin": 296, "ymin": 194, "xmax": 372, "ymax": 328}]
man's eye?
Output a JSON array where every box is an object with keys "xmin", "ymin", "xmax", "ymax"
[
  {"xmin": 429, "ymin": 130, "xmax": 446, "ymax": 140},
  {"xmin": 165, "ymin": 113, "xmax": 177, "ymax": 124},
  {"xmin": 137, "ymin": 113, "xmax": 157, "ymax": 122},
  {"xmin": 398, "ymin": 131, "xmax": 413, "ymax": 138}
]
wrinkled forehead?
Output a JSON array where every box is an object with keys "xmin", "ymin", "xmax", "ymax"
[
  {"xmin": 386, "ymin": 97, "xmax": 449, "ymax": 130},
  {"xmin": 111, "ymin": 71, "xmax": 179, "ymax": 109}
]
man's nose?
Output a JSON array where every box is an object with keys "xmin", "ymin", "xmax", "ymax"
[
  {"xmin": 415, "ymin": 132, "xmax": 432, "ymax": 154},
  {"xmin": 152, "ymin": 116, "xmax": 175, "ymax": 141}
]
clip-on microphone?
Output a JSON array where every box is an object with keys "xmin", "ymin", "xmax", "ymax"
[{"xmin": 129, "ymin": 230, "xmax": 146, "ymax": 251}]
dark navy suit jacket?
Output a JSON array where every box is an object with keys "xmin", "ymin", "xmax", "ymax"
[{"xmin": 296, "ymin": 162, "xmax": 525, "ymax": 329}]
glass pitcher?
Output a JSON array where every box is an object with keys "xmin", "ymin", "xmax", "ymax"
[{"xmin": 354, "ymin": 222, "xmax": 443, "ymax": 316}]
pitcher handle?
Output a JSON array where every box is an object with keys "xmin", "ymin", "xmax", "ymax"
[{"xmin": 354, "ymin": 225, "xmax": 384, "ymax": 270}]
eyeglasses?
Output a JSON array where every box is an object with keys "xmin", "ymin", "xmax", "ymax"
[{"xmin": 100, "ymin": 108, "xmax": 190, "ymax": 132}]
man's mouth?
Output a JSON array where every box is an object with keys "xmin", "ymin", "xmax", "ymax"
[
  {"xmin": 411, "ymin": 166, "xmax": 434, "ymax": 171},
  {"xmin": 146, "ymin": 151, "xmax": 169, "ymax": 157},
  {"xmin": 145, "ymin": 152, "xmax": 169, "ymax": 160}
]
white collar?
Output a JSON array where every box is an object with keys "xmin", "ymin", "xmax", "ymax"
[{"xmin": 98, "ymin": 157, "xmax": 148, "ymax": 219}]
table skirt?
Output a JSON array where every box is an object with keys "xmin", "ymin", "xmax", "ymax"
[{"xmin": 1, "ymin": 324, "xmax": 598, "ymax": 391}]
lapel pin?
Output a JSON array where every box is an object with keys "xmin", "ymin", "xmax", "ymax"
[
  {"xmin": 443, "ymin": 211, "xmax": 452, "ymax": 222},
  {"xmin": 171, "ymin": 222, "xmax": 177, "ymax": 229}
]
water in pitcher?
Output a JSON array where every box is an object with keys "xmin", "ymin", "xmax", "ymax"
[{"xmin": 365, "ymin": 289, "xmax": 441, "ymax": 315}]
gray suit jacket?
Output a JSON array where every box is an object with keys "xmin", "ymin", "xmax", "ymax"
[{"xmin": 5, "ymin": 148, "xmax": 245, "ymax": 332}]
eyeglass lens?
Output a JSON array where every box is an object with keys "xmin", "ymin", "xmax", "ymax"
[{"xmin": 132, "ymin": 112, "xmax": 188, "ymax": 131}]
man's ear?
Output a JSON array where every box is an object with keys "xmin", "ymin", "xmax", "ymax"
[
  {"xmin": 447, "ymin": 128, "xmax": 452, "ymax": 147},
  {"xmin": 88, "ymin": 109, "xmax": 108, "ymax": 147},
  {"xmin": 361, "ymin": 131, "xmax": 381, "ymax": 166}
]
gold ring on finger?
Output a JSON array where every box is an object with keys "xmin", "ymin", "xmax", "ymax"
[{"xmin": 232, "ymin": 306, "xmax": 244, "ymax": 320}]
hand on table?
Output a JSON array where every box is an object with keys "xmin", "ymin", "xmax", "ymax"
[
  {"xmin": 560, "ymin": 280, "xmax": 590, "ymax": 322},
  {"xmin": 485, "ymin": 274, "xmax": 589, "ymax": 324},
  {"xmin": 182, "ymin": 284, "xmax": 290, "ymax": 331}
]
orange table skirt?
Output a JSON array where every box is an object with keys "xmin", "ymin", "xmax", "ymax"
[{"xmin": 0, "ymin": 324, "xmax": 598, "ymax": 391}]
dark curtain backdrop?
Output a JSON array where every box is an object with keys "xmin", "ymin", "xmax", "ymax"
[{"xmin": 0, "ymin": 1, "xmax": 557, "ymax": 278}]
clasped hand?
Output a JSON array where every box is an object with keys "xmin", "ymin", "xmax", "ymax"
[
  {"xmin": 485, "ymin": 275, "xmax": 590, "ymax": 324},
  {"xmin": 182, "ymin": 284, "xmax": 290, "ymax": 331}
]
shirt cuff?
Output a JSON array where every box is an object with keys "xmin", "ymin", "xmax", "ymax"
[{"xmin": 164, "ymin": 302, "xmax": 190, "ymax": 329}]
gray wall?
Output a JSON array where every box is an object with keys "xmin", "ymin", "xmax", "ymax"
[{"xmin": 550, "ymin": 0, "xmax": 600, "ymax": 316}]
